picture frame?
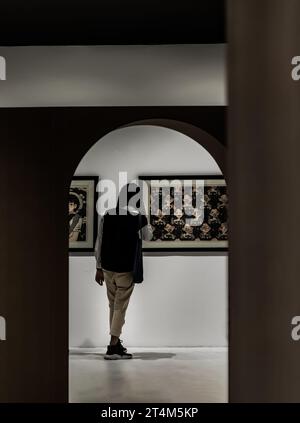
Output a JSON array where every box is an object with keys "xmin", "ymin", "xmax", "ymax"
[
  {"xmin": 139, "ymin": 175, "xmax": 228, "ymax": 252},
  {"xmin": 69, "ymin": 176, "xmax": 99, "ymax": 252}
]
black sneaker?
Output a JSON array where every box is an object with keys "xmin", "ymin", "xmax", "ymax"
[
  {"xmin": 118, "ymin": 339, "xmax": 127, "ymax": 352},
  {"xmin": 104, "ymin": 343, "xmax": 133, "ymax": 360}
]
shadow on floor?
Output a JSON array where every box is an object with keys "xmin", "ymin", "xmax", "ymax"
[
  {"xmin": 69, "ymin": 351, "xmax": 176, "ymax": 360},
  {"xmin": 129, "ymin": 352, "xmax": 176, "ymax": 360}
]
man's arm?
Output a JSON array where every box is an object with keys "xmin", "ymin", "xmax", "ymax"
[{"xmin": 95, "ymin": 214, "xmax": 105, "ymax": 285}]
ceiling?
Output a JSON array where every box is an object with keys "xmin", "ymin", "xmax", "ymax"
[{"xmin": 0, "ymin": 0, "xmax": 225, "ymax": 46}]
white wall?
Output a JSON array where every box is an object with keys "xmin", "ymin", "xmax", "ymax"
[
  {"xmin": 69, "ymin": 125, "xmax": 227, "ymax": 347},
  {"xmin": 0, "ymin": 44, "xmax": 226, "ymax": 106}
]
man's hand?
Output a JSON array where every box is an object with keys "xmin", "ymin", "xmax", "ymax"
[{"xmin": 95, "ymin": 269, "xmax": 104, "ymax": 286}]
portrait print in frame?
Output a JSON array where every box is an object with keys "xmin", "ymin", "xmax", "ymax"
[{"xmin": 69, "ymin": 176, "xmax": 99, "ymax": 252}]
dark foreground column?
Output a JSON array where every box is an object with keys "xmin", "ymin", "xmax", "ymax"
[{"xmin": 228, "ymin": 0, "xmax": 300, "ymax": 402}]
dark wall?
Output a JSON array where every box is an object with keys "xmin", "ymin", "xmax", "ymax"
[
  {"xmin": 228, "ymin": 0, "xmax": 300, "ymax": 402},
  {"xmin": 0, "ymin": 106, "xmax": 226, "ymax": 402}
]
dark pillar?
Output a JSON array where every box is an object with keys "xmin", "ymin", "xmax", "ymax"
[{"xmin": 228, "ymin": 0, "xmax": 300, "ymax": 402}]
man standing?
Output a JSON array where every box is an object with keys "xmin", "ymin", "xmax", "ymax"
[{"xmin": 95, "ymin": 183, "xmax": 152, "ymax": 360}]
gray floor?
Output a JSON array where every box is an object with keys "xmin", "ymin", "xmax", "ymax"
[{"xmin": 69, "ymin": 347, "xmax": 228, "ymax": 403}]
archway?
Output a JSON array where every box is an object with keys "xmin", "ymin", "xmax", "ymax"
[
  {"xmin": 68, "ymin": 119, "xmax": 226, "ymax": 182},
  {"xmin": 0, "ymin": 106, "xmax": 226, "ymax": 403},
  {"xmin": 68, "ymin": 121, "xmax": 228, "ymax": 403}
]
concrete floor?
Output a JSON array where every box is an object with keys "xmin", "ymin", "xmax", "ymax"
[{"xmin": 69, "ymin": 347, "xmax": 228, "ymax": 403}]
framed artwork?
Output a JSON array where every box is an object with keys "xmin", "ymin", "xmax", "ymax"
[
  {"xmin": 139, "ymin": 175, "xmax": 228, "ymax": 252},
  {"xmin": 69, "ymin": 176, "xmax": 98, "ymax": 252}
]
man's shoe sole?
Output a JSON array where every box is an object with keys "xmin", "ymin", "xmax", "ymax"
[{"xmin": 104, "ymin": 354, "xmax": 132, "ymax": 360}]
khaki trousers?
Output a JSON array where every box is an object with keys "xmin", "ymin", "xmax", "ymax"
[{"xmin": 103, "ymin": 269, "xmax": 135, "ymax": 337}]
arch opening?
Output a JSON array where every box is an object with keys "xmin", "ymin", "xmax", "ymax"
[{"xmin": 68, "ymin": 122, "xmax": 228, "ymax": 403}]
